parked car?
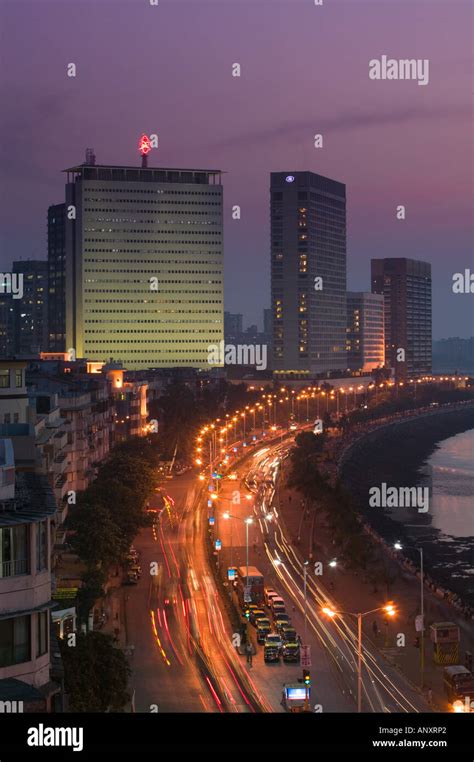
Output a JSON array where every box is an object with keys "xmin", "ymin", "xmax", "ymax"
[
  {"xmin": 244, "ymin": 604, "xmax": 260, "ymax": 619},
  {"xmin": 256, "ymin": 620, "xmax": 271, "ymax": 644},
  {"xmin": 249, "ymin": 608, "xmax": 266, "ymax": 625},
  {"xmin": 282, "ymin": 642, "xmax": 300, "ymax": 663},
  {"xmin": 270, "ymin": 596, "xmax": 285, "ymax": 612},
  {"xmin": 264, "ymin": 588, "xmax": 278, "ymax": 607},
  {"xmin": 275, "ymin": 614, "xmax": 292, "ymax": 632},
  {"xmin": 264, "ymin": 634, "xmax": 282, "ymax": 663},
  {"xmin": 281, "ymin": 626, "xmax": 298, "ymax": 644}
]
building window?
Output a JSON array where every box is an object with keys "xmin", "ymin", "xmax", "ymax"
[
  {"xmin": 0, "ymin": 524, "xmax": 29, "ymax": 578},
  {"xmin": 0, "ymin": 370, "xmax": 10, "ymax": 388},
  {"xmin": 36, "ymin": 611, "xmax": 49, "ymax": 658},
  {"xmin": 15, "ymin": 370, "xmax": 22, "ymax": 387},
  {"xmin": 4, "ymin": 414, "xmax": 10, "ymax": 424},
  {"xmin": 0, "ymin": 615, "xmax": 31, "ymax": 667},
  {"xmin": 36, "ymin": 521, "xmax": 48, "ymax": 572}
]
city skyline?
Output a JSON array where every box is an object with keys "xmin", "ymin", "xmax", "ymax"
[
  {"xmin": 0, "ymin": 0, "xmax": 472, "ymax": 339},
  {"xmin": 0, "ymin": 0, "xmax": 473, "ymax": 736}
]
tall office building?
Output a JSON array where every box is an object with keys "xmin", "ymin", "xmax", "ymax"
[
  {"xmin": 346, "ymin": 292, "xmax": 385, "ymax": 372},
  {"xmin": 12, "ymin": 260, "xmax": 48, "ymax": 356},
  {"xmin": 47, "ymin": 203, "xmax": 66, "ymax": 352},
  {"xmin": 271, "ymin": 171, "xmax": 347, "ymax": 377},
  {"xmin": 0, "ymin": 293, "xmax": 14, "ymax": 358},
  {"xmin": 371, "ymin": 258, "xmax": 432, "ymax": 378},
  {"xmin": 224, "ymin": 312, "xmax": 243, "ymax": 342},
  {"xmin": 263, "ymin": 308, "xmax": 272, "ymax": 337},
  {"xmin": 65, "ymin": 150, "xmax": 223, "ymax": 369}
]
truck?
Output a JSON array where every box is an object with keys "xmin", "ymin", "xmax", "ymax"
[
  {"xmin": 443, "ymin": 665, "xmax": 474, "ymax": 709},
  {"xmin": 236, "ymin": 566, "xmax": 264, "ymax": 606}
]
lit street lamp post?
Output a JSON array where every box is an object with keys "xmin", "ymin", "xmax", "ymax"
[
  {"xmin": 303, "ymin": 561, "xmax": 309, "ymax": 645},
  {"xmin": 322, "ymin": 602, "xmax": 396, "ymax": 713},
  {"xmin": 394, "ymin": 541, "xmax": 424, "ymax": 689}
]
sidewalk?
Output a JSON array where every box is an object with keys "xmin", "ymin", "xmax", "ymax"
[
  {"xmin": 276, "ymin": 460, "xmax": 473, "ymax": 712},
  {"xmin": 96, "ymin": 567, "xmax": 130, "ymax": 652}
]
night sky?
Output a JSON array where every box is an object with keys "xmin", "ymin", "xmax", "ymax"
[{"xmin": 0, "ymin": 0, "xmax": 472, "ymax": 338}]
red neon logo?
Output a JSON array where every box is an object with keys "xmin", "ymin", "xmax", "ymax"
[{"xmin": 138, "ymin": 134, "xmax": 152, "ymax": 155}]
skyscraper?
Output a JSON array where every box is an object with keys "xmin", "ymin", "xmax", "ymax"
[
  {"xmin": 224, "ymin": 311, "xmax": 243, "ymax": 343},
  {"xmin": 47, "ymin": 203, "xmax": 66, "ymax": 352},
  {"xmin": 271, "ymin": 171, "xmax": 347, "ymax": 377},
  {"xmin": 64, "ymin": 153, "xmax": 224, "ymax": 369},
  {"xmin": 371, "ymin": 258, "xmax": 432, "ymax": 378},
  {"xmin": 0, "ymin": 293, "xmax": 14, "ymax": 358},
  {"xmin": 263, "ymin": 308, "xmax": 272, "ymax": 337},
  {"xmin": 346, "ymin": 292, "xmax": 385, "ymax": 372},
  {"xmin": 12, "ymin": 260, "xmax": 48, "ymax": 356}
]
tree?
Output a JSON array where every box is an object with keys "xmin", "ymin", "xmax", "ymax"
[
  {"xmin": 67, "ymin": 500, "xmax": 123, "ymax": 567},
  {"xmin": 76, "ymin": 568, "xmax": 107, "ymax": 622},
  {"xmin": 371, "ymin": 366, "xmax": 392, "ymax": 384},
  {"xmin": 60, "ymin": 632, "xmax": 131, "ymax": 712}
]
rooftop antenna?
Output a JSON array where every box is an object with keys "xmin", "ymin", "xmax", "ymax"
[
  {"xmin": 85, "ymin": 148, "xmax": 96, "ymax": 166},
  {"xmin": 138, "ymin": 134, "xmax": 151, "ymax": 168}
]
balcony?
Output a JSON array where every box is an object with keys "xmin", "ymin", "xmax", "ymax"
[{"xmin": 1, "ymin": 558, "xmax": 29, "ymax": 578}]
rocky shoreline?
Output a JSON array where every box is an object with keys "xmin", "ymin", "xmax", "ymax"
[{"xmin": 336, "ymin": 403, "xmax": 474, "ymax": 614}]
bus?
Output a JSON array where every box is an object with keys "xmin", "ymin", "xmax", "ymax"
[{"xmin": 237, "ymin": 566, "xmax": 264, "ymax": 606}]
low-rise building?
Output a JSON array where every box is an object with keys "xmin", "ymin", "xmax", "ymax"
[{"xmin": 0, "ymin": 439, "xmax": 59, "ymax": 711}]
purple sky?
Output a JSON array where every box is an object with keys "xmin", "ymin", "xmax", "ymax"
[{"xmin": 0, "ymin": 0, "xmax": 472, "ymax": 338}]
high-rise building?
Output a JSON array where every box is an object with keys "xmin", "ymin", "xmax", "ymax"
[
  {"xmin": 224, "ymin": 312, "xmax": 243, "ymax": 342},
  {"xmin": 0, "ymin": 293, "xmax": 14, "ymax": 358},
  {"xmin": 263, "ymin": 308, "xmax": 272, "ymax": 337},
  {"xmin": 271, "ymin": 171, "xmax": 347, "ymax": 377},
  {"xmin": 371, "ymin": 258, "xmax": 432, "ymax": 378},
  {"xmin": 12, "ymin": 260, "xmax": 48, "ymax": 356},
  {"xmin": 47, "ymin": 204, "xmax": 66, "ymax": 352},
  {"xmin": 64, "ymin": 154, "xmax": 224, "ymax": 370},
  {"xmin": 346, "ymin": 292, "xmax": 385, "ymax": 372}
]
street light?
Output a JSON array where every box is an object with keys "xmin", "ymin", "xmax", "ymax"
[
  {"xmin": 322, "ymin": 602, "xmax": 397, "ymax": 713},
  {"xmin": 394, "ymin": 541, "xmax": 425, "ymax": 689},
  {"xmin": 303, "ymin": 561, "xmax": 309, "ymax": 645}
]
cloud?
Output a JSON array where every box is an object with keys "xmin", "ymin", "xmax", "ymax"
[{"xmin": 209, "ymin": 103, "xmax": 472, "ymax": 150}]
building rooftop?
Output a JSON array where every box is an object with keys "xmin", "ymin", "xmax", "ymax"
[
  {"xmin": 63, "ymin": 164, "xmax": 223, "ymax": 185},
  {"xmin": 64, "ymin": 163, "xmax": 222, "ymax": 174}
]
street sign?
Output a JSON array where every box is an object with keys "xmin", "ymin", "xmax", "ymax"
[
  {"xmin": 300, "ymin": 645, "xmax": 312, "ymax": 668},
  {"xmin": 228, "ymin": 568, "xmax": 236, "ymax": 580},
  {"xmin": 215, "ymin": 539, "xmax": 222, "ymax": 551},
  {"xmin": 209, "ymin": 516, "xmax": 215, "ymax": 526},
  {"xmin": 207, "ymin": 499, "xmax": 212, "ymax": 508},
  {"xmin": 415, "ymin": 614, "xmax": 424, "ymax": 632},
  {"xmin": 243, "ymin": 585, "xmax": 252, "ymax": 603},
  {"xmin": 233, "ymin": 447, "xmax": 238, "ymax": 452}
]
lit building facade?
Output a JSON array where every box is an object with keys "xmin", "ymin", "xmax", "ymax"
[
  {"xmin": 271, "ymin": 171, "xmax": 347, "ymax": 377},
  {"xmin": 371, "ymin": 258, "xmax": 432, "ymax": 378},
  {"xmin": 64, "ymin": 156, "xmax": 224, "ymax": 370},
  {"xmin": 346, "ymin": 292, "xmax": 385, "ymax": 372},
  {"xmin": 12, "ymin": 260, "xmax": 48, "ymax": 357}
]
